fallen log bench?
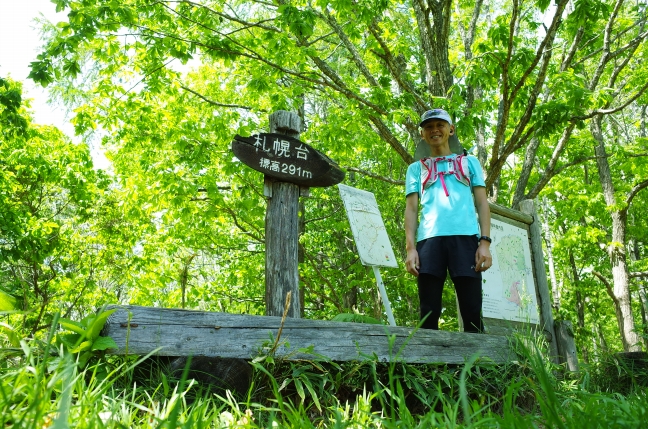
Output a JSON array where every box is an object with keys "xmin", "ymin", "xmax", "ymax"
[{"xmin": 102, "ymin": 305, "xmax": 513, "ymax": 364}]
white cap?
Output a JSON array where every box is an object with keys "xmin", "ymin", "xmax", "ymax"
[{"xmin": 420, "ymin": 109, "xmax": 453, "ymax": 126}]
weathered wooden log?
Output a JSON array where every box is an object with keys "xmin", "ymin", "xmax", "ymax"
[
  {"xmin": 269, "ymin": 110, "xmax": 301, "ymax": 138},
  {"xmin": 489, "ymin": 202, "xmax": 533, "ymax": 225},
  {"xmin": 483, "ymin": 317, "xmax": 539, "ymax": 337},
  {"xmin": 265, "ymin": 183, "xmax": 300, "ymax": 318},
  {"xmin": 102, "ymin": 305, "xmax": 513, "ymax": 364},
  {"xmin": 266, "ymin": 111, "xmax": 301, "ymax": 318},
  {"xmin": 519, "ymin": 199, "xmax": 560, "ymax": 364},
  {"xmin": 614, "ymin": 351, "xmax": 648, "ymax": 370}
]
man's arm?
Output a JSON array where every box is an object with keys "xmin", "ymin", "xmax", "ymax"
[
  {"xmin": 473, "ymin": 186, "xmax": 492, "ymax": 272},
  {"xmin": 405, "ymin": 193, "xmax": 420, "ymax": 276}
]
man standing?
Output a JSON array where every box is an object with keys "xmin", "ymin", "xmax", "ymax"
[{"xmin": 404, "ymin": 109, "xmax": 492, "ymax": 333}]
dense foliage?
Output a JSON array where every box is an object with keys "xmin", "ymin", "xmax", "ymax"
[{"xmin": 1, "ymin": 0, "xmax": 648, "ymax": 396}]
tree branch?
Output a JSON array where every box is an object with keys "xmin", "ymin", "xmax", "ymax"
[
  {"xmin": 179, "ymin": 84, "xmax": 256, "ymax": 110},
  {"xmin": 178, "ymin": 0, "xmax": 281, "ymax": 33},
  {"xmin": 508, "ymin": 0, "xmax": 568, "ymax": 103},
  {"xmin": 367, "ymin": 20, "xmax": 428, "ymax": 112},
  {"xmin": 588, "ymin": 0, "xmax": 625, "ymax": 90},
  {"xmin": 490, "ymin": 0, "xmax": 519, "ymax": 161},
  {"xmin": 308, "ymin": 56, "xmax": 387, "ymax": 115},
  {"xmin": 571, "ymin": 80, "xmax": 648, "ymax": 121},
  {"xmin": 571, "ymin": 21, "xmax": 641, "ymax": 68},
  {"xmin": 322, "ymin": 12, "xmax": 378, "ymax": 88},
  {"xmin": 342, "ymin": 166, "xmax": 405, "ymax": 185},
  {"xmin": 221, "ymin": 205, "xmax": 264, "ymax": 243},
  {"xmin": 489, "ymin": 0, "xmax": 569, "ymax": 187},
  {"xmin": 524, "ymin": 155, "xmax": 604, "ymax": 202},
  {"xmin": 561, "ymin": 27, "xmax": 584, "ymax": 71},
  {"xmin": 524, "ymin": 123, "xmax": 577, "ymax": 199},
  {"xmin": 302, "ymin": 250, "xmax": 344, "ymax": 313},
  {"xmin": 592, "ymin": 270, "xmax": 617, "ymax": 305},
  {"xmin": 368, "ymin": 115, "xmax": 412, "ymax": 164},
  {"xmin": 626, "ymin": 179, "xmax": 648, "ymax": 207}
]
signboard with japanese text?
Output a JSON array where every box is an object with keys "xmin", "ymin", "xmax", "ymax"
[{"xmin": 232, "ymin": 133, "xmax": 345, "ymax": 187}]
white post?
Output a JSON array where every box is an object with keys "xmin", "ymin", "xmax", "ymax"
[{"xmin": 372, "ymin": 266, "xmax": 396, "ymax": 326}]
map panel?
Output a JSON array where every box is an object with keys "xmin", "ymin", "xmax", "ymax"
[
  {"xmin": 338, "ymin": 184, "xmax": 398, "ymax": 268},
  {"xmin": 482, "ymin": 219, "xmax": 540, "ymax": 324}
]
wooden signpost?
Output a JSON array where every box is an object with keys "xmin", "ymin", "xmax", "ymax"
[
  {"xmin": 231, "ymin": 111, "xmax": 344, "ymax": 318},
  {"xmin": 231, "ymin": 133, "xmax": 344, "ymax": 188}
]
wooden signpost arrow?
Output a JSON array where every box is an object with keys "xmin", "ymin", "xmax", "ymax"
[
  {"xmin": 231, "ymin": 133, "xmax": 344, "ymax": 188},
  {"xmin": 232, "ymin": 111, "xmax": 344, "ymax": 318}
]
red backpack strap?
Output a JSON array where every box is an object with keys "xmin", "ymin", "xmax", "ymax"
[
  {"xmin": 420, "ymin": 157, "xmax": 441, "ymax": 194},
  {"xmin": 453, "ymin": 155, "xmax": 471, "ymax": 187}
]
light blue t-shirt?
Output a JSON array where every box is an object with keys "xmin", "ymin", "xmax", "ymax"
[{"xmin": 405, "ymin": 154, "xmax": 486, "ymax": 242}]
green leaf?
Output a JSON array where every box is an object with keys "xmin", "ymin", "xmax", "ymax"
[
  {"xmin": 27, "ymin": 59, "xmax": 54, "ymax": 87},
  {"xmin": 85, "ymin": 309, "xmax": 116, "ymax": 340},
  {"xmin": 71, "ymin": 339, "xmax": 92, "ymax": 353},
  {"xmin": 62, "ymin": 59, "xmax": 81, "ymax": 77},
  {"xmin": 91, "ymin": 336, "xmax": 118, "ymax": 351},
  {"xmin": 0, "ymin": 322, "xmax": 20, "ymax": 347},
  {"xmin": 58, "ymin": 333, "xmax": 82, "ymax": 349},
  {"xmin": 535, "ymin": 0, "xmax": 551, "ymax": 12},
  {"xmin": 294, "ymin": 376, "xmax": 305, "ymax": 401},
  {"xmin": 0, "ymin": 291, "xmax": 16, "ymax": 311},
  {"xmin": 59, "ymin": 319, "xmax": 87, "ymax": 336},
  {"xmin": 302, "ymin": 377, "xmax": 322, "ymax": 412}
]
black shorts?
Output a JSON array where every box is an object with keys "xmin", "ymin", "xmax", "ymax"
[{"xmin": 416, "ymin": 235, "xmax": 481, "ymax": 279}]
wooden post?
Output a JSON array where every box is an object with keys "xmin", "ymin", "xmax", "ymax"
[
  {"xmin": 519, "ymin": 199, "xmax": 559, "ymax": 364},
  {"xmin": 265, "ymin": 111, "xmax": 302, "ymax": 318},
  {"xmin": 555, "ymin": 320, "xmax": 579, "ymax": 371}
]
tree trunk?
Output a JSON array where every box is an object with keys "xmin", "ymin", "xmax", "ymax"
[
  {"xmin": 569, "ymin": 251, "xmax": 589, "ymax": 363},
  {"xmin": 412, "ymin": 0, "xmax": 454, "ymax": 97},
  {"xmin": 596, "ymin": 322, "xmax": 608, "ymax": 353},
  {"xmin": 456, "ymin": 0, "xmax": 487, "ymax": 164},
  {"xmin": 540, "ymin": 199, "xmax": 560, "ymax": 309},
  {"xmin": 591, "ymin": 115, "xmax": 641, "ymax": 352},
  {"xmin": 512, "ymin": 136, "xmax": 540, "ymax": 208},
  {"xmin": 180, "ymin": 254, "xmax": 197, "ymax": 309},
  {"xmin": 639, "ymin": 287, "xmax": 648, "ymax": 349}
]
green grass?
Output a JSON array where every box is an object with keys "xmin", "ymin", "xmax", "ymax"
[{"xmin": 1, "ymin": 333, "xmax": 647, "ymax": 428}]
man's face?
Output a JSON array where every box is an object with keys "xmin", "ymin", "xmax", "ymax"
[{"xmin": 420, "ymin": 119, "xmax": 454, "ymax": 146}]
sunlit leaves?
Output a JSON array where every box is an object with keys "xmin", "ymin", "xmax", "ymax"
[
  {"xmin": 487, "ymin": 17, "xmax": 510, "ymax": 48},
  {"xmin": 0, "ymin": 79, "xmax": 113, "ymax": 334},
  {"xmin": 277, "ymin": 5, "xmax": 316, "ymax": 39},
  {"xmin": 567, "ymin": 0, "xmax": 611, "ymax": 31},
  {"xmin": 0, "ymin": 79, "xmax": 29, "ymax": 138}
]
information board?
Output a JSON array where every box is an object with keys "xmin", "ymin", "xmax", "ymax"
[
  {"xmin": 482, "ymin": 218, "xmax": 540, "ymax": 324},
  {"xmin": 338, "ymin": 184, "xmax": 398, "ymax": 268}
]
